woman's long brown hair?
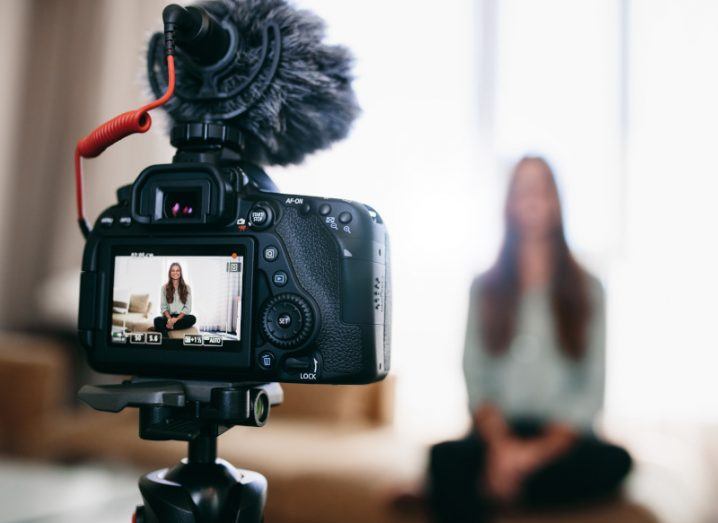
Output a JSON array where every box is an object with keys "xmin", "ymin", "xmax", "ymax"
[
  {"xmin": 165, "ymin": 263, "xmax": 189, "ymax": 305},
  {"xmin": 479, "ymin": 157, "xmax": 591, "ymax": 360}
]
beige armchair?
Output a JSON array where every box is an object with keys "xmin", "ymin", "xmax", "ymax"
[{"xmin": 112, "ymin": 294, "xmax": 153, "ymax": 332}]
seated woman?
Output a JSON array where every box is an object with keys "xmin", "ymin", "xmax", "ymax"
[
  {"xmin": 429, "ymin": 157, "xmax": 632, "ymax": 523},
  {"xmin": 153, "ymin": 262, "xmax": 196, "ymax": 336}
]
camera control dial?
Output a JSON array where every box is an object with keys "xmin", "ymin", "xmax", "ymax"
[{"xmin": 260, "ymin": 294, "xmax": 314, "ymax": 349}]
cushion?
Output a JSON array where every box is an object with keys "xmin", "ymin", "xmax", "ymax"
[
  {"xmin": 112, "ymin": 313, "xmax": 153, "ymax": 331},
  {"xmin": 125, "ymin": 317, "xmax": 153, "ymax": 331},
  {"xmin": 167, "ymin": 327, "xmax": 199, "ymax": 339},
  {"xmin": 128, "ymin": 294, "xmax": 150, "ymax": 314}
]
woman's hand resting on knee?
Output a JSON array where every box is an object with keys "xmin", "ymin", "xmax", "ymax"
[{"xmin": 474, "ymin": 404, "xmax": 578, "ymax": 503}]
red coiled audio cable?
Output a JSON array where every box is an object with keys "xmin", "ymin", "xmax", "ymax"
[{"xmin": 74, "ymin": 54, "xmax": 176, "ymax": 237}]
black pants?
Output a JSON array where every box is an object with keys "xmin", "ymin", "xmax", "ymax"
[
  {"xmin": 153, "ymin": 313, "xmax": 197, "ymax": 334},
  {"xmin": 428, "ymin": 422, "xmax": 632, "ymax": 523}
]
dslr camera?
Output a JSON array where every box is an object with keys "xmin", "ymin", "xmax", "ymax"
[{"xmin": 77, "ymin": 2, "xmax": 391, "ymax": 385}]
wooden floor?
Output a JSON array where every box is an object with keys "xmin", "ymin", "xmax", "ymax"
[{"xmin": 1, "ymin": 419, "xmax": 716, "ymax": 523}]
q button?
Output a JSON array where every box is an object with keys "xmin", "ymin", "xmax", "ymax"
[{"xmin": 264, "ymin": 246, "xmax": 279, "ymax": 262}]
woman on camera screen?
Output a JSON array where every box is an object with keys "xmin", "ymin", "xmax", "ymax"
[
  {"xmin": 153, "ymin": 262, "xmax": 197, "ymax": 336},
  {"xmin": 429, "ymin": 157, "xmax": 632, "ymax": 522}
]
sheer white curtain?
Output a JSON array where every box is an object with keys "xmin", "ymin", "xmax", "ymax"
[
  {"xmin": 611, "ymin": 0, "xmax": 718, "ymax": 422},
  {"xmin": 481, "ymin": 0, "xmax": 718, "ymax": 424}
]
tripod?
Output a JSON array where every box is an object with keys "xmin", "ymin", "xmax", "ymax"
[{"xmin": 79, "ymin": 378, "xmax": 283, "ymax": 523}]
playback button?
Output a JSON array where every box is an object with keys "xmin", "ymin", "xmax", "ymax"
[{"xmin": 272, "ymin": 271, "xmax": 288, "ymax": 287}]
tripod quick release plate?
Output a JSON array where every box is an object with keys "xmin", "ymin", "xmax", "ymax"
[{"xmin": 79, "ymin": 379, "xmax": 283, "ymax": 441}]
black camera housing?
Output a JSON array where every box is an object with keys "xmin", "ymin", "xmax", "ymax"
[{"xmin": 79, "ymin": 144, "xmax": 391, "ymax": 385}]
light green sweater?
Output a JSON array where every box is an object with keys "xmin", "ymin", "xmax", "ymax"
[
  {"xmin": 463, "ymin": 275, "xmax": 605, "ymax": 430},
  {"xmin": 160, "ymin": 285, "xmax": 192, "ymax": 315}
]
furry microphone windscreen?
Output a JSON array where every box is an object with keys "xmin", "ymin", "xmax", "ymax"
[{"xmin": 148, "ymin": 0, "xmax": 360, "ymax": 167}]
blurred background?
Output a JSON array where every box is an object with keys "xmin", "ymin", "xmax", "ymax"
[{"xmin": 1, "ymin": 0, "xmax": 718, "ymax": 522}]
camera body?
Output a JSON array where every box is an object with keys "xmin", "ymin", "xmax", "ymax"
[{"xmin": 79, "ymin": 146, "xmax": 391, "ymax": 384}]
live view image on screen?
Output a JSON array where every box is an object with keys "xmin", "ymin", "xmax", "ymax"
[{"xmin": 111, "ymin": 253, "xmax": 244, "ymax": 349}]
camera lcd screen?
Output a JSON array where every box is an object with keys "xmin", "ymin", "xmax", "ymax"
[{"xmin": 110, "ymin": 249, "xmax": 245, "ymax": 351}]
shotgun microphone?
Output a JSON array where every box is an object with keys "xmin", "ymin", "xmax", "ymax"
[
  {"xmin": 161, "ymin": 4, "xmax": 232, "ymax": 65},
  {"xmin": 148, "ymin": 0, "xmax": 360, "ymax": 166}
]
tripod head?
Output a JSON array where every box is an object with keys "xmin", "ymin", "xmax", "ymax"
[
  {"xmin": 79, "ymin": 379, "xmax": 283, "ymax": 522},
  {"xmin": 80, "ymin": 379, "xmax": 282, "ymax": 441}
]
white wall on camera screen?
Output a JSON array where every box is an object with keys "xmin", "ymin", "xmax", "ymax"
[{"xmin": 113, "ymin": 255, "xmax": 243, "ymax": 340}]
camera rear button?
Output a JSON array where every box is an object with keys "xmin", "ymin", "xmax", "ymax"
[
  {"xmin": 251, "ymin": 208, "xmax": 267, "ymax": 224},
  {"xmin": 100, "ymin": 217, "xmax": 114, "ymax": 228},
  {"xmin": 249, "ymin": 204, "xmax": 273, "ymax": 229},
  {"xmin": 273, "ymin": 271, "xmax": 288, "ymax": 287},
  {"xmin": 258, "ymin": 351, "xmax": 275, "ymax": 370},
  {"xmin": 264, "ymin": 246, "xmax": 279, "ymax": 262},
  {"xmin": 318, "ymin": 203, "xmax": 332, "ymax": 216},
  {"xmin": 338, "ymin": 212, "xmax": 352, "ymax": 224},
  {"xmin": 119, "ymin": 216, "xmax": 132, "ymax": 227}
]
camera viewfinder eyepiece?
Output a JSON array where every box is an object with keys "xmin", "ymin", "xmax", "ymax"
[{"xmin": 131, "ymin": 163, "xmax": 236, "ymax": 226}]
